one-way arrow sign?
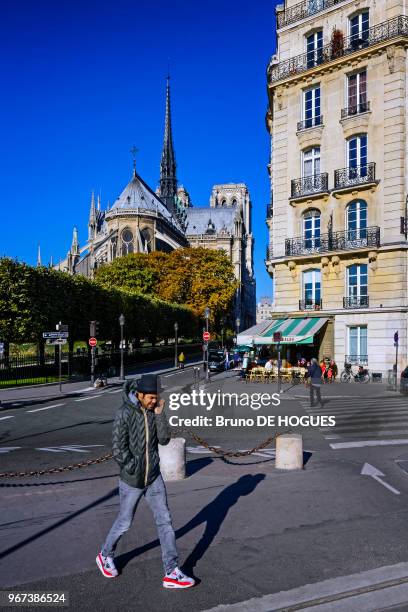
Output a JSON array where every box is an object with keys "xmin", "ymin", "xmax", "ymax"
[{"xmin": 361, "ymin": 462, "xmax": 400, "ymax": 495}]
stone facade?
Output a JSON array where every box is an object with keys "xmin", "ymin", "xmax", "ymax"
[{"xmin": 265, "ymin": 0, "xmax": 408, "ymax": 374}]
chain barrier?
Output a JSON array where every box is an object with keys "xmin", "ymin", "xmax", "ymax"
[{"xmin": 0, "ymin": 428, "xmax": 290, "ymax": 478}]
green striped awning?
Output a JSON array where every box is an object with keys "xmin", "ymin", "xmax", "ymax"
[{"xmin": 237, "ymin": 317, "xmax": 328, "ymax": 346}]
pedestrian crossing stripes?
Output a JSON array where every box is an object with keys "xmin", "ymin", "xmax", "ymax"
[{"xmin": 300, "ymin": 396, "xmax": 408, "ymax": 449}]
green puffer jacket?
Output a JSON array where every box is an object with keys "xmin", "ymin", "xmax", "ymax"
[{"xmin": 112, "ymin": 380, "xmax": 170, "ymax": 488}]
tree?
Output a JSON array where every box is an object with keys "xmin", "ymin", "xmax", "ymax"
[{"xmin": 94, "ymin": 253, "xmax": 160, "ymax": 295}]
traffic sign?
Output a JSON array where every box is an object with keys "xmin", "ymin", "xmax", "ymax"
[
  {"xmin": 43, "ymin": 331, "xmax": 69, "ymax": 339},
  {"xmin": 54, "ymin": 339, "xmax": 67, "ymax": 345},
  {"xmin": 394, "ymin": 331, "xmax": 399, "ymax": 345},
  {"xmin": 89, "ymin": 337, "xmax": 97, "ymax": 347},
  {"xmin": 203, "ymin": 331, "xmax": 210, "ymax": 342}
]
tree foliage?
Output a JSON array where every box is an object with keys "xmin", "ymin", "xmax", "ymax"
[
  {"xmin": 94, "ymin": 247, "xmax": 238, "ymax": 321},
  {"xmin": 0, "ymin": 258, "xmax": 198, "ymax": 346}
]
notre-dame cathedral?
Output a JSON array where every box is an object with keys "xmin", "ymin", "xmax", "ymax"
[{"xmin": 58, "ymin": 79, "xmax": 256, "ymax": 328}]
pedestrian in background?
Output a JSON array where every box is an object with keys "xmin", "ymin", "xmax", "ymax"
[
  {"xmin": 308, "ymin": 358, "xmax": 324, "ymax": 407},
  {"xmin": 178, "ymin": 352, "xmax": 185, "ymax": 369},
  {"xmin": 241, "ymin": 351, "xmax": 249, "ymax": 379}
]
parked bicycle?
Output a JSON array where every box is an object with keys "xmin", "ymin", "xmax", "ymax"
[{"xmin": 340, "ymin": 362, "xmax": 370, "ymax": 383}]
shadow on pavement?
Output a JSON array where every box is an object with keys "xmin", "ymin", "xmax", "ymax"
[
  {"xmin": 117, "ymin": 473, "xmax": 265, "ymax": 578},
  {"xmin": 1, "ymin": 419, "xmax": 114, "ymax": 444},
  {"xmin": 186, "ymin": 457, "xmax": 213, "ymax": 477},
  {"xmin": 0, "ymin": 487, "xmax": 118, "ymax": 560}
]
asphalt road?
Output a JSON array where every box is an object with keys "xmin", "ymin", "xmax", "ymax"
[{"xmin": 2, "ymin": 371, "xmax": 408, "ymax": 611}]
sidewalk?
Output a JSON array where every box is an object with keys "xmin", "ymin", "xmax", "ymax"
[{"xmin": 0, "ymin": 358, "xmax": 202, "ymax": 405}]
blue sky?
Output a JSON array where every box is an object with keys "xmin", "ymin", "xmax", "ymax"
[{"xmin": 0, "ymin": 0, "xmax": 279, "ymax": 299}]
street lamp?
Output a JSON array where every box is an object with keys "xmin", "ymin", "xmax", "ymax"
[
  {"xmin": 119, "ymin": 313, "xmax": 125, "ymax": 381},
  {"xmin": 204, "ymin": 307, "xmax": 210, "ymax": 380},
  {"xmin": 236, "ymin": 317, "xmax": 241, "ymax": 335},
  {"xmin": 174, "ymin": 322, "xmax": 179, "ymax": 369}
]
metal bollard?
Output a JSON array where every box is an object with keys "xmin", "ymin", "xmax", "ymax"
[
  {"xmin": 159, "ymin": 437, "xmax": 186, "ymax": 481},
  {"xmin": 275, "ymin": 433, "xmax": 303, "ymax": 470}
]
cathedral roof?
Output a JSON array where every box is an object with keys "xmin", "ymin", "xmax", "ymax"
[
  {"xmin": 108, "ymin": 170, "xmax": 183, "ymax": 233},
  {"xmin": 184, "ymin": 206, "xmax": 237, "ymax": 235}
]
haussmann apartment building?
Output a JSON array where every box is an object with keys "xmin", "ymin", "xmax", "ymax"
[{"xmin": 264, "ymin": 0, "xmax": 408, "ymax": 376}]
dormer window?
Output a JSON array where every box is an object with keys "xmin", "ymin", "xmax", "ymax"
[{"xmin": 206, "ymin": 219, "xmax": 216, "ymax": 234}]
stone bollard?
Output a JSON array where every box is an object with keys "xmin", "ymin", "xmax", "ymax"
[
  {"xmin": 275, "ymin": 433, "xmax": 303, "ymax": 470},
  {"xmin": 159, "ymin": 437, "xmax": 186, "ymax": 481}
]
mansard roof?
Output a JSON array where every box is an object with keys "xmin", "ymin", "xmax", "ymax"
[{"xmin": 184, "ymin": 206, "xmax": 238, "ymax": 235}]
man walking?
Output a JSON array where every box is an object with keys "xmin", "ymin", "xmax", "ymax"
[
  {"xmin": 96, "ymin": 374, "xmax": 195, "ymax": 589},
  {"xmin": 307, "ymin": 358, "xmax": 324, "ymax": 407}
]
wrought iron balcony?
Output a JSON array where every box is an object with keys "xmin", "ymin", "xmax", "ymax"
[
  {"xmin": 297, "ymin": 115, "xmax": 323, "ymax": 131},
  {"xmin": 299, "ymin": 298, "xmax": 323, "ymax": 311},
  {"xmin": 345, "ymin": 354, "xmax": 368, "ymax": 365},
  {"xmin": 266, "ymin": 203, "xmax": 273, "ymax": 218},
  {"xmin": 334, "ymin": 162, "xmax": 376, "ymax": 190},
  {"xmin": 266, "ymin": 245, "xmax": 273, "ymax": 260},
  {"xmin": 269, "ymin": 16, "xmax": 408, "ymax": 83},
  {"xmin": 291, "ymin": 173, "xmax": 328, "ymax": 199},
  {"xmin": 277, "ymin": 0, "xmax": 345, "ymax": 29},
  {"xmin": 285, "ymin": 226, "xmax": 380, "ymax": 256},
  {"xmin": 343, "ymin": 295, "xmax": 369, "ymax": 309},
  {"xmin": 341, "ymin": 101, "xmax": 370, "ymax": 119}
]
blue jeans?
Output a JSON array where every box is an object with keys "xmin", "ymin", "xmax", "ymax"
[{"xmin": 101, "ymin": 474, "xmax": 178, "ymax": 574}]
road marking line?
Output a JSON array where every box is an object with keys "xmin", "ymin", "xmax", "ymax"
[
  {"xmin": 0, "ymin": 415, "xmax": 14, "ymax": 420},
  {"xmin": 26, "ymin": 403, "xmax": 65, "ymax": 413},
  {"xmin": 0, "ymin": 446, "xmax": 21, "ymax": 453},
  {"xmin": 361, "ymin": 462, "xmax": 400, "ymax": 495},
  {"xmin": 331, "ymin": 439, "xmax": 408, "ymax": 449},
  {"xmin": 108, "ymin": 389, "xmax": 122, "ymax": 393},
  {"xmin": 75, "ymin": 394, "xmax": 104, "ymax": 402}
]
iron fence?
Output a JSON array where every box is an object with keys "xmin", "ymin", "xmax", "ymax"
[
  {"xmin": 297, "ymin": 115, "xmax": 323, "ymax": 131},
  {"xmin": 285, "ymin": 226, "xmax": 380, "ymax": 256},
  {"xmin": 0, "ymin": 344, "xmax": 201, "ymax": 388},
  {"xmin": 291, "ymin": 173, "xmax": 329, "ymax": 198},
  {"xmin": 343, "ymin": 295, "xmax": 369, "ymax": 309},
  {"xmin": 334, "ymin": 162, "xmax": 376, "ymax": 190},
  {"xmin": 277, "ymin": 0, "xmax": 345, "ymax": 29},
  {"xmin": 269, "ymin": 16, "xmax": 408, "ymax": 83},
  {"xmin": 341, "ymin": 101, "xmax": 370, "ymax": 119}
]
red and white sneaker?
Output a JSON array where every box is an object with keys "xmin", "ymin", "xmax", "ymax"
[
  {"xmin": 163, "ymin": 567, "xmax": 195, "ymax": 589},
  {"xmin": 96, "ymin": 552, "xmax": 119, "ymax": 578}
]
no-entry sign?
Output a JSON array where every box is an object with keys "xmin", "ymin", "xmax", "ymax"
[
  {"xmin": 89, "ymin": 337, "xmax": 97, "ymax": 347},
  {"xmin": 203, "ymin": 331, "xmax": 210, "ymax": 342}
]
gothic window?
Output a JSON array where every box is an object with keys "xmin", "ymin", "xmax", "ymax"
[
  {"xmin": 141, "ymin": 228, "xmax": 152, "ymax": 253},
  {"xmin": 121, "ymin": 228, "xmax": 134, "ymax": 255},
  {"xmin": 231, "ymin": 199, "xmax": 237, "ymax": 206}
]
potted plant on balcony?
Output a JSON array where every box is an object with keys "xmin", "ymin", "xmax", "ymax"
[{"xmin": 330, "ymin": 27, "xmax": 344, "ymax": 60}]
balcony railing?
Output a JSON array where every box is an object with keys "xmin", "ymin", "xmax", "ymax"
[
  {"xmin": 343, "ymin": 295, "xmax": 369, "ymax": 309},
  {"xmin": 266, "ymin": 203, "xmax": 273, "ymax": 218},
  {"xmin": 269, "ymin": 16, "xmax": 408, "ymax": 83},
  {"xmin": 341, "ymin": 101, "xmax": 370, "ymax": 119},
  {"xmin": 285, "ymin": 226, "xmax": 380, "ymax": 256},
  {"xmin": 345, "ymin": 354, "xmax": 368, "ymax": 365},
  {"xmin": 297, "ymin": 115, "xmax": 323, "ymax": 131},
  {"xmin": 299, "ymin": 298, "xmax": 323, "ymax": 311},
  {"xmin": 266, "ymin": 245, "xmax": 273, "ymax": 260},
  {"xmin": 291, "ymin": 173, "xmax": 329, "ymax": 199},
  {"xmin": 277, "ymin": 0, "xmax": 345, "ymax": 29},
  {"xmin": 334, "ymin": 162, "xmax": 376, "ymax": 190}
]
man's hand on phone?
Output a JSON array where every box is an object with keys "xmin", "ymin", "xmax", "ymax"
[{"xmin": 154, "ymin": 399, "xmax": 165, "ymax": 415}]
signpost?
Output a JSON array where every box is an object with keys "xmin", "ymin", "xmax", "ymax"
[
  {"xmin": 42, "ymin": 324, "xmax": 69, "ymax": 393},
  {"xmin": 89, "ymin": 338, "xmax": 97, "ymax": 384},
  {"xmin": 273, "ymin": 332, "xmax": 282, "ymax": 393},
  {"xmin": 203, "ymin": 331, "xmax": 210, "ymax": 342},
  {"xmin": 394, "ymin": 331, "xmax": 399, "ymax": 390}
]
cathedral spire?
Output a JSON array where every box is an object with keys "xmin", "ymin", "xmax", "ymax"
[
  {"xmin": 88, "ymin": 191, "xmax": 96, "ymax": 240},
  {"xmin": 159, "ymin": 76, "xmax": 177, "ymax": 212},
  {"xmin": 71, "ymin": 227, "xmax": 80, "ymax": 255},
  {"xmin": 37, "ymin": 243, "xmax": 42, "ymax": 267}
]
